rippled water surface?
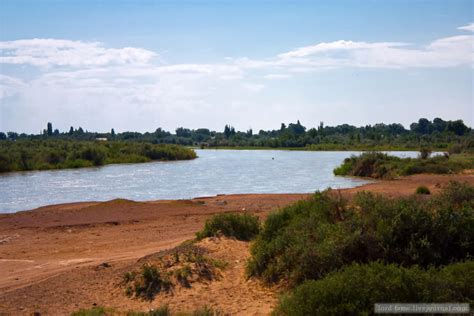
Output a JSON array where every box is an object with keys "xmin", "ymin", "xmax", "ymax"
[{"xmin": 0, "ymin": 150, "xmax": 422, "ymax": 213}]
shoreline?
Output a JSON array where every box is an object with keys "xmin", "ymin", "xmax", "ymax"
[
  {"xmin": 194, "ymin": 146, "xmax": 447, "ymax": 152},
  {"xmin": 0, "ymin": 147, "xmax": 445, "ymax": 176},
  {"xmin": 0, "ymin": 173, "xmax": 473, "ymax": 314}
]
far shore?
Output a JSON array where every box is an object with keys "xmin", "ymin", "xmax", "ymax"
[
  {"xmin": 192, "ymin": 146, "xmax": 443, "ymax": 152},
  {"xmin": 0, "ymin": 173, "xmax": 472, "ymax": 314}
]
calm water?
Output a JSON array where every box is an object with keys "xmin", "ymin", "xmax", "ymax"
[{"xmin": 0, "ymin": 150, "xmax": 422, "ymax": 213}]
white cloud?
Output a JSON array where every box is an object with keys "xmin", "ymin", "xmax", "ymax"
[
  {"xmin": 229, "ymin": 28, "xmax": 473, "ymax": 72},
  {"xmin": 269, "ymin": 34, "xmax": 473, "ymax": 69},
  {"xmin": 1, "ymin": 23, "xmax": 473, "ymax": 132},
  {"xmin": 277, "ymin": 40, "xmax": 408, "ymax": 59},
  {"xmin": 263, "ymin": 74, "xmax": 292, "ymax": 80},
  {"xmin": 0, "ymin": 75, "xmax": 26, "ymax": 99},
  {"xmin": 0, "ymin": 39, "xmax": 156, "ymax": 67},
  {"xmin": 242, "ymin": 83, "xmax": 265, "ymax": 92},
  {"xmin": 458, "ymin": 23, "xmax": 474, "ymax": 32}
]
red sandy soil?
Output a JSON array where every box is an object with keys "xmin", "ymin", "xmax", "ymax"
[{"xmin": 0, "ymin": 173, "xmax": 472, "ymax": 315}]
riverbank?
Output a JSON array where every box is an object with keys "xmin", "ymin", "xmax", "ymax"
[
  {"xmin": 197, "ymin": 145, "xmax": 434, "ymax": 151},
  {"xmin": 0, "ymin": 140, "xmax": 197, "ymax": 173},
  {"xmin": 0, "ymin": 173, "xmax": 473, "ymax": 314}
]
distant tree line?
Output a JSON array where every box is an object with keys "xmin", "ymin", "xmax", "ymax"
[{"xmin": 0, "ymin": 118, "xmax": 472, "ymax": 150}]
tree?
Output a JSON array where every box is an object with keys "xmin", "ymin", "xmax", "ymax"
[
  {"xmin": 387, "ymin": 123, "xmax": 406, "ymax": 135},
  {"xmin": 224, "ymin": 125, "xmax": 231, "ymax": 139},
  {"xmin": 307, "ymin": 128, "xmax": 317, "ymax": 138},
  {"xmin": 433, "ymin": 118, "xmax": 447, "ymax": 133},
  {"xmin": 7, "ymin": 132, "xmax": 18, "ymax": 140},
  {"xmin": 318, "ymin": 122, "xmax": 325, "ymax": 136},
  {"xmin": 47, "ymin": 122, "xmax": 53, "ymax": 136},
  {"xmin": 447, "ymin": 120, "xmax": 468, "ymax": 136},
  {"xmin": 0, "ymin": 132, "xmax": 6, "ymax": 140},
  {"xmin": 69, "ymin": 126, "xmax": 74, "ymax": 135},
  {"xmin": 111, "ymin": 128, "xmax": 115, "ymax": 137},
  {"xmin": 288, "ymin": 120, "xmax": 306, "ymax": 135},
  {"xmin": 176, "ymin": 127, "xmax": 192, "ymax": 138},
  {"xmin": 410, "ymin": 118, "xmax": 431, "ymax": 134},
  {"xmin": 195, "ymin": 128, "xmax": 210, "ymax": 136},
  {"xmin": 154, "ymin": 128, "xmax": 170, "ymax": 139},
  {"xmin": 53, "ymin": 129, "xmax": 59, "ymax": 136}
]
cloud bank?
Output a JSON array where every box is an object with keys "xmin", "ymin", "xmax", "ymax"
[
  {"xmin": 0, "ymin": 23, "xmax": 473, "ymax": 133},
  {"xmin": 0, "ymin": 39, "xmax": 156, "ymax": 67}
]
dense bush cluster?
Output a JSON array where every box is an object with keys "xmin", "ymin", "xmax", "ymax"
[
  {"xmin": 248, "ymin": 182, "xmax": 473, "ymax": 284},
  {"xmin": 334, "ymin": 152, "xmax": 474, "ymax": 179},
  {"xmin": 244, "ymin": 182, "xmax": 473, "ymax": 314},
  {"xmin": 0, "ymin": 140, "xmax": 197, "ymax": 173},
  {"xmin": 196, "ymin": 213, "xmax": 260, "ymax": 241},
  {"xmin": 275, "ymin": 261, "xmax": 474, "ymax": 315}
]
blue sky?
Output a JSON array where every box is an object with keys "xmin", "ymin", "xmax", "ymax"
[{"xmin": 0, "ymin": 0, "xmax": 473, "ymax": 133}]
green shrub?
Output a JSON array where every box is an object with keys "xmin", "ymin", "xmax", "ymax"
[
  {"xmin": 81, "ymin": 146, "xmax": 107, "ymax": 166},
  {"xmin": 333, "ymin": 152, "xmax": 400, "ymax": 179},
  {"xmin": 148, "ymin": 305, "xmax": 171, "ymax": 316},
  {"xmin": 247, "ymin": 183, "xmax": 474, "ymax": 285},
  {"xmin": 274, "ymin": 261, "xmax": 474, "ymax": 316},
  {"xmin": 126, "ymin": 305, "xmax": 171, "ymax": 316},
  {"xmin": 196, "ymin": 213, "xmax": 260, "ymax": 241},
  {"xmin": 419, "ymin": 148, "xmax": 432, "ymax": 159},
  {"xmin": 416, "ymin": 185, "xmax": 431, "ymax": 195},
  {"xmin": 334, "ymin": 152, "xmax": 474, "ymax": 179},
  {"xmin": 439, "ymin": 180, "xmax": 474, "ymax": 207},
  {"xmin": 189, "ymin": 305, "xmax": 222, "ymax": 316},
  {"xmin": 125, "ymin": 264, "xmax": 173, "ymax": 300},
  {"xmin": 71, "ymin": 306, "xmax": 112, "ymax": 316},
  {"xmin": 247, "ymin": 191, "xmax": 355, "ymax": 284}
]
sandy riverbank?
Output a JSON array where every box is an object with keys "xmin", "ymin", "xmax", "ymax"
[{"xmin": 0, "ymin": 173, "xmax": 472, "ymax": 315}]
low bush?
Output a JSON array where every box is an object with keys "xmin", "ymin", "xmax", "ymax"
[
  {"xmin": 334, "ymin": 152, "xmax": 474, "ymax": 179},
  {"xmin": 125, "ymin": 264, "xmax": 173, "ymax": 300},
  {"xmin": 247, "ymin": 182, "xmax": 474, "ymax": 285},
  {"xmin": 333, "ymin": 152, "xmax": 399, "ymax": 179},
  {"xmin": 73, "ymin": 305, "xmax": 221, "ymax": 316},
  {"xmin": 416, "ymin": 185, "xmax": 431, "ymax": 195},
  {"xmin": 419, "ymin": 148, "xmax": 432, "ymax": 159},
  {"xmin": 196, "ymin": 213, "xmax": 260, "ymax": 241},
  {"xmin": 71, "ymin": 306, "xmax": 113, "ymax": 316},
  {"xmin": 124, "ymin": 244, "xmax": 227, "ymax": 301},
  {"xmin": 274, "ymin": 261, "xmax": 474, "ymax": 315},
  {"xmin": 189, "ymin": 305, "xmax": 223, "ymax": 316}
]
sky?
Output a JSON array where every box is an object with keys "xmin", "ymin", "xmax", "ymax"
[{"xmin": 0, "ymin": 0, "xmax": 473, "ymax": 134}]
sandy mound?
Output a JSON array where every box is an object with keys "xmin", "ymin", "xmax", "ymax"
[{"xmin": 0, "ymin": 237, "xmax": 277, "ymax": 315}]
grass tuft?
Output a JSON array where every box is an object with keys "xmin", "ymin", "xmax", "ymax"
[
  {"xmin": 416, "ymin": 185, "xmax": 431, "ymax": 195},
  {"xmin": 196, "ymin": 213, "xmax": 260, "ymax": 241}
]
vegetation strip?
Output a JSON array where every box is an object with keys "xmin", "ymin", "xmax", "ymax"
[
  {"xmin": 0, "ymin": 140, "xmax": 196, "ymax": 173},
  {"xmin": 2, "ymin": 117, "xmax": 471, "ymax": 150},
  {"xmin": 334, "ymin": 151, "xmax": 474, "ymax": 179}
]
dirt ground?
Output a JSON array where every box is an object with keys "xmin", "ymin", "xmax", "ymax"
[{"xmin": 0, "ymin": 173, "xmax": 472, "ymax": 315}]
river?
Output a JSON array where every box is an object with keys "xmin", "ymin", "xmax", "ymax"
[{"xmin": 0, "ymin": 150, "xmax": 422, "ymax": 213}]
